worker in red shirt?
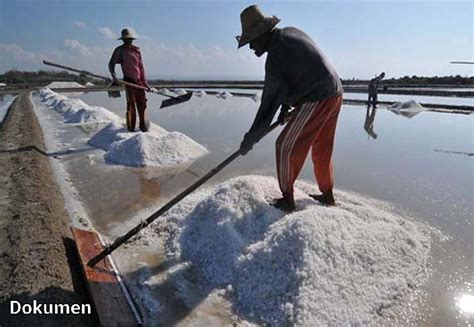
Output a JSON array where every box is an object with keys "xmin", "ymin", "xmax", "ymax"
[{"xmin": 109, "ymin": 28, "xmax": 150, "ymax": 132}]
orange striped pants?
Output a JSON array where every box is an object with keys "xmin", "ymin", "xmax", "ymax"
[{"xmin": 276, "ymin": 94, "xmax": 342, "ymax": 199}]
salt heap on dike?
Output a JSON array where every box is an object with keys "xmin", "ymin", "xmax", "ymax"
[
  {"xmin": 38, "ymin": 88, "xmax": 208, "ymax": 168},
  {"xmin": 140, "ymin": 175, "xmax": 434, "ymax": 325},
  {"xmin": 89, "ymin": 121, "xmax": 208, "ymax": 167},
  {"xmin": 45, "ymin": 81, "xmax": 86, "ymax": 97},
  {"xmin": 39, "ymin": 88, "xmax": 119, "ymax": 124},
  {"xmin": 46, "ymin": 81, "xmax": 85, "ymax": 89}
]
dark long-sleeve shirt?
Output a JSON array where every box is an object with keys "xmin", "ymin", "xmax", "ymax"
[
  {"xmin": 109, "ymin": 44, "xmax": 148, "ymax": 86},
  {"xmin": 246, "ymin": 27, "xmax": 343, "ymax": 141},
  {"xmin": 368, "ymin": 75, "xmax": 383, "ymax": 94}
]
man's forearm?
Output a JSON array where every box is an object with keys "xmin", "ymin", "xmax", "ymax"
[
  {"xmin": 247, "ymin": 81, "xmax": 287, "ymax": 139},
  {"xmin": 108, "ymin": 61, "xmax": 117, "ymax": 79}
]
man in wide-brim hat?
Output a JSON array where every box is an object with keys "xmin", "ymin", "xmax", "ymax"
[
  {"xmin": 237, "ymin": 5, "xmax": 344, "ymax": 210},
  {"xmin": 109, "ymin": 28, "xmax": 150, "ymax": 132}
]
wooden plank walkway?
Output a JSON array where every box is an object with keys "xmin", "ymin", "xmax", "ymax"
[{"xmin": 71, "ymin": 227, "xmax": 142, "ymax": 327}]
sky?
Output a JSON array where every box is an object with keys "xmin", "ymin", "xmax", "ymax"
[{"xmin": 0, "ymin": 0, "xmax": 472, "ymax": 80}]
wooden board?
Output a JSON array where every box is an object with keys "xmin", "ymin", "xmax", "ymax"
[{"xmin": 71, "ymin": 227, "xmax": 142, "ymax": 326}]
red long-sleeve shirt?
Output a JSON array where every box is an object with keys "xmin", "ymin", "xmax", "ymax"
[{"xmin": 109, "ymin": 44, "xmax": 148, "ymax": 87}]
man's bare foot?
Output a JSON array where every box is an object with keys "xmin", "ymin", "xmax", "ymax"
[
  {"xmin": 270, "ymin": 197, "xmax": 296, "ymax": 212},
  {"xmin": 309, "ymin": 191, "xmax": 336, "ymax": 206}
]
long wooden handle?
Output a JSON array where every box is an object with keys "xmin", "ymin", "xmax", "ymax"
[
  {"xmin": 88, "ymin": 118, "xmax": 285, "ymax": 267},
  {"xmin": 43, "ymin": 60, "xmax": 149, "ymax": 91}
]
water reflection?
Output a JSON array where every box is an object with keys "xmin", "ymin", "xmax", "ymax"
[
  {"xmin": 457, "ymin": 293, "xmax": 474, "ymax": 315},
  {"xmin": 388, "ymin": 106, "xmax": 424, "ymax": 119},
  {"xmin": 107, "ymin": 89, "xmax": 121, "ymax": 98},
  {"xmin": 363, "ymin": 106, "xmax": 378, "ymax": 140}
]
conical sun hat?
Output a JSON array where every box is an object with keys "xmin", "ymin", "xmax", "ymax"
[
  {"xmin": 118, "ymin": 28, "xmax": 136, "ymax": 40},
  {"xmin": 236, "ymin": 5, "xmax": 281, "ymax": 48}
]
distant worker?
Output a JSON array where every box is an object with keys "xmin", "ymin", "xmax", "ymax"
[
  {"xmin": 237, "ymin": 5, "xmax": 343, "ymax": 210},
  {"xmin": 109, "ymin": 28, "xmax": 150, "ymax": 132},
  {"xmin": 368, "ymin": 72, "xmax": 385, "ymax": 109}
]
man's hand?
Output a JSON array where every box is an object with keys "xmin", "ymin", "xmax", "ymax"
[
  {"xmin": 107, "ymin": 78, "xmax": 119, "ymax": 88},
  {"xmin": 240, "ymin": 133, "xmax": 256, "ymax": 156}
]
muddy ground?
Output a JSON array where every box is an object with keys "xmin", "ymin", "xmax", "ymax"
[{"xmin": 0, "ymin": 93, "xmax": 96, "ymax": 326}]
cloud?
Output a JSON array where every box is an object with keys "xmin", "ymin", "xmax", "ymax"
[
  {"xmin": 140, "ymin": 43, "xmax": 264, "ymax": 78},
  {"xmin": 0, "ymin": 41, "xmax": 264, "ymax": 78},
  {"xmin": 451, "ymin": 37, "xmax": 470, "ymax": 46},
  {"xmin": 140, "ymin": 34, "xmax": 152, "ymax": 41},
  {"xmin": 4, "ymin": 40, "xmax": 469, "ymax": 79},
  {"xmin": 63, "ymin": 39, "xmax": 91, "ymax": 56},
  {"xmin": 0, "ymin": 43, "xmax": 41, "ymax": 70},
  {"xmin": 98, "ymin": 27, "xmax": 116, "ymax": 39},
  {"xmin": 74, "ymin": 20, "xmax": 87, "ymax": 28}
]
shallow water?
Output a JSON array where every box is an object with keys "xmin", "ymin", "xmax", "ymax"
[
  {"xmin": 0, "ymin": 94, "xmax": 16, "ymax": 123},
  {"xmin": 78, "ymin": 91, "xmax": 473, "ymax": 238},
  {"xmin": 36, "ymin": 90, "xmax": 473, "ymax": 325},
  {"xmin": 345, "ymin": 91, "xmax": 474, "ymax": 106}
]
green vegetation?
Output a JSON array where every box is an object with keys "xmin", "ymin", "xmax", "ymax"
[
  {"xmin": 344, "ymin": 75, "xmax": 474, "ymax": 86},
  {"xmin": 0, "ymin": 70, "xmax": 105, "ymax": 86},
  {"xmin": 0, "ymin": 70, "xmax": 472, "ymax": 87}
]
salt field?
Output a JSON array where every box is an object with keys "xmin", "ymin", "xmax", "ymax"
[
  {"xmin": 24, "ymin": 88, "xmax": 473, "ymax": 325},
  {"xmin": 1, "ymin": 0, "xmax": 472, "ymax": 325}
]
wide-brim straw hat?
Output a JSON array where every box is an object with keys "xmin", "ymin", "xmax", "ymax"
[
  {"xmin": 236, "ymin": 5, "xmax": 280, "ymax": 48},
  {"xmin": 118, "ymin": 28, "xmax": 136, "ymax": 40}
]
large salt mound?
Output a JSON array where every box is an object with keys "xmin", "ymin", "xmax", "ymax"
[
  {"xmin": 105, "ymin": 131, "xmax": 208, "ymax": 167},
  {"xmin": 65, "ymin": 106, "xmax": 119, "ymax": 124},
  {"xmin": 37, "ymin": 88, "xmax": 207, "ymax": 167},
  {"xmin": 88, "ymin": 121, "xmax": 131, "ymax": 150},
  {"xmin": 142, "ymin": 175, "xmax": 433, "ymax": 325},
  {"xmin": 87, "ymin": 120, "xmax": 168, "ymax": 150},
  {"xmin": 40, "ymin": 88, "xmax": 68, "ymax": 106},
  {"xmin": 39, "ymin": 88, "xmax": 120, "ymax": 124},
  {"xmin": 88, "ymin": 120, "xmax": 207, "ymax": 168}
]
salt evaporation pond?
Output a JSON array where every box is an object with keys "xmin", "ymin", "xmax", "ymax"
[
  {"xmin": 28, "ymin": 88, "xmax": 473, "ymax": 325},
  {"xmin": 345, "ymin": 91, "xmax": 473, "ymax": 107}
]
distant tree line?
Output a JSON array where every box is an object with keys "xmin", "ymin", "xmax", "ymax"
[
  {"xmin": 0, "ymin": 70, "xmax": 105, "ymax": 86},
  {"xmin": 0, "ymin": 70, "xmax": 472, "ymax": 86},
  {"xmin": 343, "ymin": 75, "xmax": 473, "ymax": 86}
]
